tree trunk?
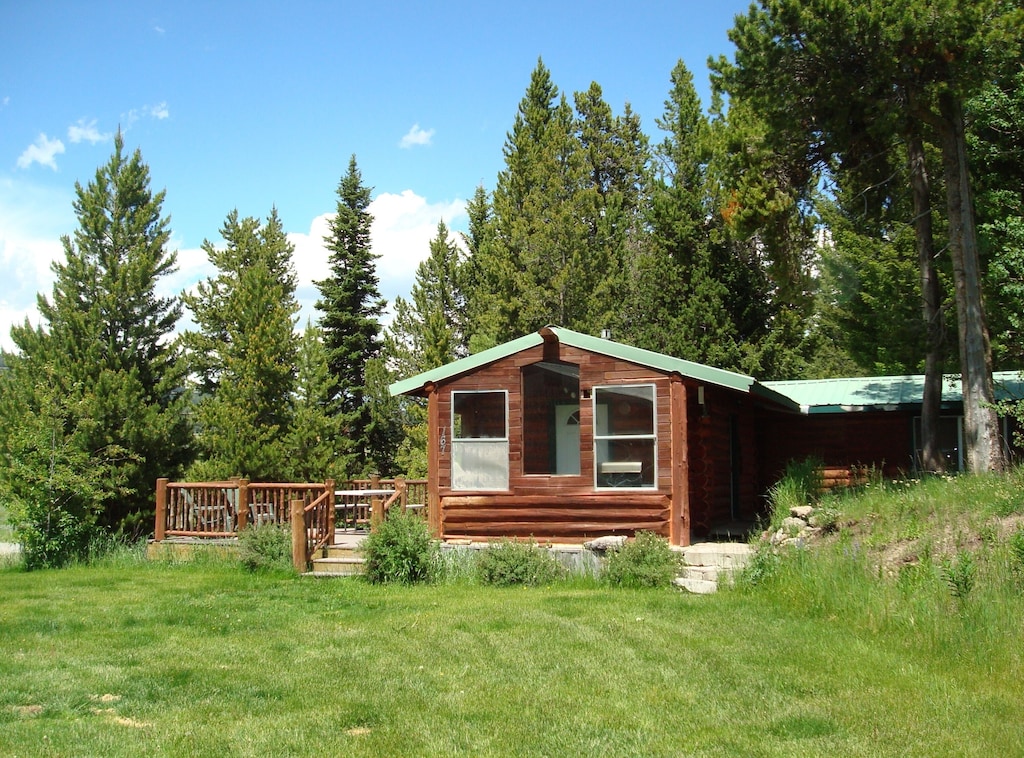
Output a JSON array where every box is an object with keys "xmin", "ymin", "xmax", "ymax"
[
  {"xmin": 937, "ymin": 93, "xmax": 1005, "ymax": 473},
  {"xmin": 907, "ymin": 133, "xmax": 946, "ymax": 472}
]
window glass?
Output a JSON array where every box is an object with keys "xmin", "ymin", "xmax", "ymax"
[
  {"xmin": 594, "ymin": 385, "xmax": 656, "ymax": 488},
  {"xmin": 452, "ymin": 391, "xmax": 508, "ymax": 490},
  {"xmin": 522, "ymin": 362, "xmax": 581, "ymax": 475}
]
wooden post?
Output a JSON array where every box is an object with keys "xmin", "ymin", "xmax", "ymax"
[
  {"xmin": 670, "ymin": 376, "xmax": 690, "ymax": 547},
  {"xmin": 290, "ymin": 499, "xmax": 306, "ymax": 572},
  {"xmin": 396, "ymin": 476, "xmax": 406, "ymax": 513},
  {"xmin": 325, "ymin": 479, "xmax": 336, "ymax": 546},
  {"xmin": 155, "ymin": 478, "xmax": 168, "ymax": 541},
  {"xmin": 236, "ymin": 478, "xmax": 250, "ymax": 533},
  {"xmin": 371, "ymin": 495, "xmax": 383, "ymax": 526},
  {"xmin": 426, "ymin": 383, "xmax": 442, "ymax": 539}
]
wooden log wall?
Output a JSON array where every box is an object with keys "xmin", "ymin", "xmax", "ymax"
[
  {"xmin": 441, "ymin": 493, "xmax": 671, "ymax": 542},
  {"xmin": 757, "ymin": 411, "xmax": 914, "ymax": 485},
  {"xmin": 685, "ymin": 385, "xmax": 762, "ymax": 537}
]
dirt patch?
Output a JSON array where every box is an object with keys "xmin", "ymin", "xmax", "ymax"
[
  {"xmin": 11, "ymin": 705, "xmax": 44, "ymax": 718},
  {"xmin": 817, "ymin": 512, "xmax": 1024, "ymax": 577}
]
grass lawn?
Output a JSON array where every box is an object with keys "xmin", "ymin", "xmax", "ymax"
[{"xmin": 2, "ymin": 556, "xmax": 1021, "ymax": 757}]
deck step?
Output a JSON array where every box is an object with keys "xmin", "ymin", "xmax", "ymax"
[
  {"xmin": 309, "ymin": 556, "xmax": 366, "ymax": 576},
  {"xmin": 675, "ymin": 542, "xmax": 752, "ymax": 594},
  {"xmin": 673, "ymin": 576, "xmax": 719, "ymax": 594}
]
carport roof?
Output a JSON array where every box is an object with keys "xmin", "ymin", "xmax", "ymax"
[{"xmin": 763, "ymin": 372, "xmax": 1024, "ymax": 414}]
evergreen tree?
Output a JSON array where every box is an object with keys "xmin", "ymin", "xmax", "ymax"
[
  {"xmin": 473, "ymin": 60, "xmax": 653, "ymax": 343},
  {"xmin": 287, "ymin": 322, "xmax": 343, "ymax": 482},
  {"xmin": 387, "ymin": 220, "xmax": 466, "ymax": 376},
  {"xmin": 182, "ymin": 209, "xmax": 299, "ymax": 481},
  {"xmin": 573, "ymin": 84, "xmax": 652, "ymax": 336},
  {"xmin": 315, "ymin": 155, "xmax": 386, "ymax": 476},
  {"xmin": 715, "ymin": 0, "xmax": 1023, "ymax": 471},
  {"xmin": 1, "ymin": 132, "xmax": 189, "ymax": 539},
  {"xmin": 627, "ymin": 61, "xmax": 745, "ymax": 369},
  {"xmin": 969, "ymin": 67, "xmax": 1024, "ymax": 368}
]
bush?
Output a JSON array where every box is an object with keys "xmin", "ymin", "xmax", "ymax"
[
  {"xmin": 361, "ymin": 508, "xmax": 437, "ymax": 584},
  {"xmin": 476, "ymin": 540, "xmax": 567, "ymax": 586},
  {"xmin": 238, "ymin": 522, "xmax": 294, "ymax": 572},
  {"xmin": 767, "ymin": 457, "xmax": 824, "ymax": 528},
  {"xmin": 603, "ymin": 531, "xmax": 681, "ymax": 589}
]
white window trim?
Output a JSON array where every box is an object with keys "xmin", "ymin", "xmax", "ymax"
[{"xmin": 592, "ymin": 383, "xmax": 657, "ymax": 490}]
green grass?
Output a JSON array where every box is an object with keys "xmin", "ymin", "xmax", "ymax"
[
  {"xmin": 2, "ymin": 471, "xmax": 1023, "ymax": 756},
  {"xmin": 1, "ymin": 555, "xmax": 1021, "ymax": 756}
]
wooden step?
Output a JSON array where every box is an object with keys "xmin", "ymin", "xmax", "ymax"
[{"xmin": 308, "ymin": 556, "xmax": 365, "ymax": 576}]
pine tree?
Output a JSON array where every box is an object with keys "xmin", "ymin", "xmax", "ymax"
[
  {"xmin": 182, "ymin": 209, "xmax": 299, "ymax": 481},
  {"xmin": 315, "ymin": 155, "xmax": 386, "ymax": 476},
  {"xmin": 287, "ymin": 322, "xmax": 343, "ymax": 482},
  {"xmin": 1, "ymin": 132, "xmax": 189, "ymax": 540},
  {"xmin": 387, "ymin": 220, "xmax": 466, "ymax": 376},
  {"xmin": 716, "ymin": 0, "xmax": 1023, "ymax": 470}
]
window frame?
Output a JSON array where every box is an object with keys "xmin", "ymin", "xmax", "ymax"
[
  {"xmin": 592, "ymin": 383, "xmax": 658, "ymax": 490},
  {"xmin": 450, "ymin": 389, "xmax": 510, "ymax": 491}
]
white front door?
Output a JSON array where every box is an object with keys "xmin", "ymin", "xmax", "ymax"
[{"xmin": 554, "ymin": 405, "xmax": 581, "ymax": 475}]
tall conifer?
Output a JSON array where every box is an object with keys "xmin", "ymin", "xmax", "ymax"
[
  {"xmin": 182, "ymin": 209, "xmax": 299, "ymax": 480},
  {"xmin": 315, "ymin": 155, "xmax": 386, "ymax": 476}
]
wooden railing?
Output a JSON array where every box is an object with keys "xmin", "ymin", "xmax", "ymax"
[{"xmin": 154, "ymin": 476, "xmax": 429, "ymax": 569}]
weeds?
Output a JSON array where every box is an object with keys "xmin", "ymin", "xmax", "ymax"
[
  {"xmin": 475, "ymin": 540, "xmax": 566, "ymax": 586},
  {"xmin": 603, "ymin": 531, "xmax": 681, "ymax": 588},
  {"xmin": 941, "ymin": 550, "xmax": 977, "ymax": 602},
  {"xmin": 360, "ymin": 508, "xmax": 437, "ymax": 584},
  {"xmin": 238, "ymin": 523, "xmax": 294, "ymax": 573}
]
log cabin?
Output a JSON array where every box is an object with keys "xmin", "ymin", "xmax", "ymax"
[
  {"xmin": 389, "ymin": 326, "xmax": 1023, "ymax": 547},
  {"xmin": 391, "ymin": 325, "xmax": 789, "ymax": 547}
]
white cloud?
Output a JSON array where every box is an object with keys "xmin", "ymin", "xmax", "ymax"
[
  {"xmin": 0, "ymin": 179, "xmax": 73, "ymax": 351},
  {"xmin": 154, "ymin": 25, "xmax": 166, "ymax": 35},
  {"xmin": 123, "ymin": 102, "xmax": 170, "ymax": 129},
  {"xmin": 399, "ymin": 124, "xmax": 435, "ymax": 149},
  {"xmin": 0, "ymin": 185, "xmax": 465, "ymax": 351},
  {"xmin": 16, "ymin": 133, "xmax": 65, "ymax": 170},
  {"xmin": 286, "ymin": 190, "xmax": 466, "ymax": 326},
  {"xmin": 68, "ymin": 118, "xmax": 112, "ymax": 145},
  {"xmin": 2, "ymin": 97, "xmax": 9, "ymax": 107}
]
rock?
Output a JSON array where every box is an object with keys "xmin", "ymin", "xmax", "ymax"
[
  {"xmin": 584, "ymin": 535, "xmax": 627, "ymax": 552},
  {"xmin": 781, "ymin": 516, "xmax": 808, "ymax": 534},
  {"xmin": 790, "ymin": 505, "xmax": 815, "ymax": 520}
]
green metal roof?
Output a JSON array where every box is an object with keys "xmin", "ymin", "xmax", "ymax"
[
  {"xmin": 763, "ymin": 372, "xmax": 1024, "ymax": 414},
  {"xmin": 389, "ymin": 326, "xmax": 798, "ymax": 410}
]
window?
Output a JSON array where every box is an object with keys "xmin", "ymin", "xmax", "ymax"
[
  {"xmin": 452, "ymin": 391, "xmax": 509, "ymax": 490},
  {"xmin": 594, "ymin": 384, "xmax": 656, "ymax": 488},
  {"xmin": 522, "ymin": 362, "xmax": 580, "ymax": 475}
]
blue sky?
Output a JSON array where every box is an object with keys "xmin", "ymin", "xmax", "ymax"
[{"xmin": 0, "ymin": 1, "xmax": 750, "ymax": 351}]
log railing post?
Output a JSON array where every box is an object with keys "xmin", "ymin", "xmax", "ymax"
[
  {"xmin": 325, "ymin": 479, "xmax": 336, "ymax": 546},
  {"xmin": 369, "ymin": 473, "xmax": 382, "ymax": 525},
  {"xmin": 291, "ymin": 499, "xmax": 306, "ymax": 572},
  {"xmin": 396, "ymin": 476, "xmax": 406, "ymax": 513},
  {"xmin": 236, "ymin": 478, "xmax": 250, "ymax": 533},
  {"xmin": 155, "ymin": 478, "xmax": 168, "ymax": 541}
]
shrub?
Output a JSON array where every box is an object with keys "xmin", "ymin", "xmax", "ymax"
[
  {"xmin": 1010, "ymin": 528, "xmax": 1024, "ymax": 574},
  {"xmin": 476, "ymin": 540, "xmax": 566, "ymax": 586},
  {"xmin": 603, "ymin": 531, "xmax": 681, "ymax": 589},
  {"xmin": 361, "ymin": 508, "xmax": 437, "ymax": 584},
  {"xmin": 238, "ymin": 523, "xmax": 294, "ymax": 572},
  {"xmin": 767, "ymin": 457, "xmax": 824, "ymax": 528},
  {"xmin": 739, "ymin": 543, "xmax": 782, "ymax": 588}
]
